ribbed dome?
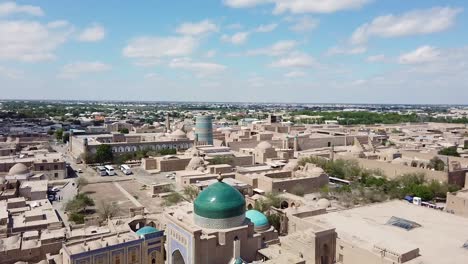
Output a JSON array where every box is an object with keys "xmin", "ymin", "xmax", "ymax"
[
  {"xmin": 256, "ymin": 141, "xmax": 272, "ymax": 150},
  {"xmin": 194, "ymin": 181, "xmax": 245, "ymax": 219},
  {"xmin": 246, "ymin": 210, "xmax": 269, "ymax": 228},
  {"xmin": 8, "ymin": 163, "xmax": 30, "ymax": 176}
]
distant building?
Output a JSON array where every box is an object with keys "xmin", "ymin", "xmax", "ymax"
[{"xmin": 195, "ymin": 115, "xmax": 213, "ymax": 145}]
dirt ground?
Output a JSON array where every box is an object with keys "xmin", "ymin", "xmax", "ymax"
[
  {"xmin": 81, "ymin": 182, "xmax": 135, "ymax": 217},
  {"xmin": 119, "ymin": 180, "xmax": 164, "ymax": 214}
]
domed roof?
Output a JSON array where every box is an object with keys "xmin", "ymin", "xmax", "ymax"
[
  {"xmin": 317, "ymin": 198, "xmax": 331, "ymax": 209},
  {"xmin": 135, "ymin": 226, "xmax": 159, "ymax": 236},
  {"xmin": 194, "ymin": 180, "xmax": 246, "ymax": 219},
  {"xmin": 246, "ymin": 210, "xmax": 269, "ymax": 228},
  {"xmin": 186, "ymin": 157, "xmax": 205, "ymax": 170},
  {"xmin": 88, "ymin": 241, "xmax": 102, "ymax": 250},
  {"xmin": 171, "ymin": 129, "xmax": 187, "ymax": 139},
  {"xmin": 8, "ymin": 163, "xmax": 30, "ymax": 176},
  {"xmin": 256, "ymin": 141, "xmax": 272, "ymax": 150}
]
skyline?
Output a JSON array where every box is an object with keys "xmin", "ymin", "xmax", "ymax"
[{"xmin": 0, "ymin": 0, "xmax": 468, "ymax": 104}]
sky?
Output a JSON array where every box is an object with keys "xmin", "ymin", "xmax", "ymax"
[{"xmin": 0, "ymin": 0, "xmax": 467, "ymax": 104}]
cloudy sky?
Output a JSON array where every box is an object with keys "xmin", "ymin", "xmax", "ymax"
[{"xmin": 0, "ymin": 0, "xmax": 467, "ymax": 104}]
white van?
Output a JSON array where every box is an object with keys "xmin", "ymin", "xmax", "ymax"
[
  {"xmin": 97, "ymin": 166, "xmax": 107, "ymax": 176},
  {"xmin": 104, "ymin": 165, "xmax": 115, "ymax": 176},
  {"xmin": 120, "ymin": 164, "xmax": 132, "ymax": 175}
]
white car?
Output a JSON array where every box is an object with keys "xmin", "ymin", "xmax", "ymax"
[{"xmin": 51, "ymin": 187, "xmax": 60, "ymax": 192}]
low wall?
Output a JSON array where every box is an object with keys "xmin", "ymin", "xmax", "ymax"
[{"xmin": 339, "ymin": 156, "xmax": 448, "ymax": 182}]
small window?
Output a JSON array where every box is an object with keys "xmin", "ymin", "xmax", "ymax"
[
  {"xmin": 338, "ymin": 254, "xmax": 343, "ymax": 262},
  {"xmin": 39, "ymin": 166, "xmax": 44, "ymax": 171},
  {"xmin": 54, "ymin": 173, "xmax": 58, "ymax": 178}
]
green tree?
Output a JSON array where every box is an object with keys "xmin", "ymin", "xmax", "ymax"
[
  {"xmin": 95, "ymin": 144, "xmax": 113, "ymax": 164},
  {"xmin": 55, "ymin": 129, "xmax": 63, "ymax": 141},
  {"xmin": 162, "ymin": 192, "xmax": 184, "ymax": 206},
  {"xmin": 119, "ymin": 128, "xmax": 129, "ymax": 134},
  {"xmin": 429, "ymin": 157, "xmax": 445, "ymax": 171},
  {"xmin": 438, "ymin": 146, "xmax": 460, "ymax": 157},
  {"xmin": 62, "ymin": 132, "xmax": 70, "ymax": 143},
  {"xmin": 183, "ymin": 186, "xmax": 199, "ymax": 202}
]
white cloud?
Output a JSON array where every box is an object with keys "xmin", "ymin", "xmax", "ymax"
[
  {"xmin": 205, "ymin": 50, "xmax": 217, "ymax": 58},
  {"xmin": 366, "ymin": 54, "xmax": 385, "ymax": 62},
  {"xmin": 176, "ymin": 19, "xmax": 218, "ymax": 36},
  {"xmin": 270, "ymin": 52, "xmax": 316, "ymax": 68},
  {"xmin": 169, "ymin": 58, "xmax": 226, "ymax": 77},
  {"xmin": 0, "ymin": 66, "xmax": 22, "ymax": 79},
  {"xmin": 351, "ymin": 7, "xmax": 462, "ymax": 44},
  {"xmin": 255, "ymin": 23, "xmax": 277, "ymax": 33},
  {"xmin": 47, "ymin": 20, "xmax": 70, "ymax": 29},
  {"xmin": 0, "ymin": 20, "xmax": 72, "ymax": 62},
  {"xmin": 224, "ymin": 0, "xmax": 371, "ymax": 14},
  {"xmin": 221, "ymin": 32, "xmax": 249, "ymax": 45},
  {"xmin": 326, "ymin": 45, "xmax": 367, "ymax": 55},
  {"xmin": 123, "ymin": 36, "xmax": 198, "ymax": 63},
  {"xmin": 398, "ymin": 46, "xmax": 440, "ymax": 64},
  {"xmin": 0, "ymin": 1, "xmax": 44, "ymax": 16},
  {"xmin": 78, "ymin": 24, "xmax": 106, "ymax": 42},
  {"xmin": 284, "ymin": 71, "xmax": 306, "ymax": 78},
  {"xmin": 246, "ymin": 40, "xmax": 297, "ymax": 56},
  {"xmin": 223, "ymin": 0, "xmax": 268, "ymax": 8},
  {"xmin": 287, "ymin": 16, "xmax": 319, "ymax": 32},
  {"xmin": 144, "ymin": 73, "xmax": 161, "ymax": 80},
  {"xmin": 59, "ymin": 61, "xmax": 111, "ymax": 79}
]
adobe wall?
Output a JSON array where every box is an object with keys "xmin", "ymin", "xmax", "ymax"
[{"xmin": 339, "ymin": 156, "xmax": 448, "ymax": 182}]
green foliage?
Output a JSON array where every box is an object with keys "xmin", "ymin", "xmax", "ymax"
[
  {"xmin": 429, "ymin": 156, "xmax": 445, "ymax": 171},
  {"xmin": 291, "ymin": 110, "xmax": 420, "ymax": 125},
  {"xmin": 62, "ymin": 132, "xmax": 70, "ymax": 143},
  {"xmin": 162, "ymin": 192, "xmax": 184, "ymax": 206},
  {"xmin": 267, "ymin": 213, "xmax": 281, "ymax": 231},
  {"xmin": 69, "ymin": 212, "xmax": 85, "ymax": 224},
  {"xmin": 47, "ymin": 129, "xmax": 54, "ymax": 135},
  {"xmin": 65, "ymin": 193, "xmax": 94, "ymax": 214},
  {"xmin": 55, "ymin": 129, "xmax": 63, "ymax": 141},
  {"xmin": 183, "ymin": 186, "xmax": 199, "ymax": 202},
  {"xmin": 299, "ymin": 156, "xmax": 385, "ymax": 181},
  {"xmin": 254, "ymin": 192, "xmax": 283, "ymax": 212},
  {"xmin": 158, "ymin": 148, "xmax": 177, "ymax": 155},
  {"xmin": 95, "ymin": 144, "xmax": 113, "ymax": 164},
  {"xmin": 119, "ymin": 128, "xmax": 129, "ymax": 134},
  {"xmin": 438, "ymin": 146, "xmax": 460, "ymax": 157},
  {"xmin": 210, "ymin": 156, "xmax": 234, "ymax": 165}
]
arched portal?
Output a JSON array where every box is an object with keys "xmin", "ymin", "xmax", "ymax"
[
  {"xmin": 172, "ymin": 250, "xmax": 185, "ymax": 264},
  {"xmin": 280, "ymin": 201, "xmax": 289, "ymax": 209}
]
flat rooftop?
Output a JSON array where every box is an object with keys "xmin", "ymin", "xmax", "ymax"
[{"xmin": 310, "ymin": 200, "xmax": 468, "ymax": 264}]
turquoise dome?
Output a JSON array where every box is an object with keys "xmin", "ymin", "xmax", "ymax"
[
  {"xmin": 246, "ymin": 210, "xmax": 269, "ymax": 228},
  {"xmin": 194, "ymin": 181, "xmax": 245, "ymax": 219},
  {"xmin": 135, "ymin": 226, "xmax": 159, "ymax": 236}
]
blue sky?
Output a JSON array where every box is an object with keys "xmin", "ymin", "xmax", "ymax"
[{"xmin": 0, "ymin": 0, "xmax": 467, "ymax": 104}]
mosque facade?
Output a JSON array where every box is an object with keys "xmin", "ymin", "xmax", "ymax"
[{"xmin": 164, "ymin": 177, "xmax": 278, "ymax": 264}]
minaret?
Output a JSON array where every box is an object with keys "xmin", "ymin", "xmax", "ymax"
[
  {"xmin": 165, "ymin": 113, "xmax": 171, "ymax": 132},
  {"xmin": 293, "ymin": 135, "xmax": 298, "ymax": 151}
]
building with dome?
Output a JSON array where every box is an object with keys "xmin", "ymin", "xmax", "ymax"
[
  {"xmin": 165, "ymin": 177, "xmax": 279, "ymax": 264},
  {"xmin": 61, "ymin": 215, "xmax": 165, "ymax": 264},
  {"xmin": 0, "ymin": 151, "xmax": 67, "ymax": 180}
]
